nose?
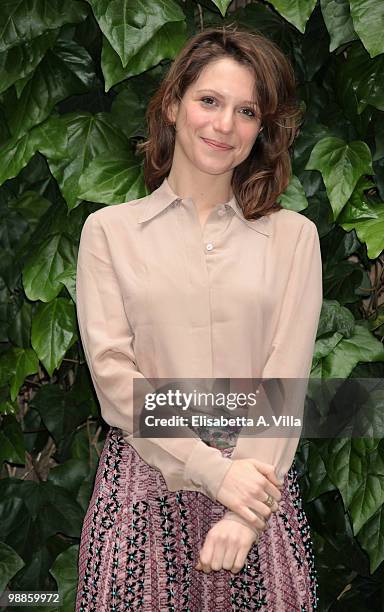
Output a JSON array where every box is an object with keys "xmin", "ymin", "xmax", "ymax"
[{"xmin": 212, "ymin": 107, "xmax": 234, "ymax": 133}]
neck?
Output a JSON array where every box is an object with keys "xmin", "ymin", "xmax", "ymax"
[{"xmin": 167, "ymin": 167, "xmax": 233, "ymax": 212}]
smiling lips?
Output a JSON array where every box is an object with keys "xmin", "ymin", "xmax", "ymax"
[{"xmin": 201, "ymin": 137, "xmax": 233, "ymax": 150}]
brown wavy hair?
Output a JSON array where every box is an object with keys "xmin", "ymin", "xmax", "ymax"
[{"xmin": 137, "ymin": 23, "xmax": 303, "ymax": 219}]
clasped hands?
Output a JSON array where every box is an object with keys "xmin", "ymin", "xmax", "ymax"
[{"xmin": 195, "ymin": 458, "xmax": 284, "ymax": 574}]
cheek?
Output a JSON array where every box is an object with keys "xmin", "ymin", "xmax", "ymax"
[
  {"xmin": 184, "ymin": 105, "xmax": 207, "ymax": 129},
  {"xmin": 240, "ymin": 125, "xmax": 259, "ymax": 146}
]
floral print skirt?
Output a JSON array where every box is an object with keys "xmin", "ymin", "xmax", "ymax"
[{"xmin": 75, "ymin": 427, "xmax": 318, "ymax": 611}]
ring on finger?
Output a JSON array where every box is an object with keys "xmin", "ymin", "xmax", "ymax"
[{"xmin": 264, "ymin": 494, "xmax": 275, "ymax": 508}]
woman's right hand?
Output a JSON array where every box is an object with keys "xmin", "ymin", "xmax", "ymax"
[{"xmin": 216, "ymin": 458, "xmax": 283, "ymax": 531}]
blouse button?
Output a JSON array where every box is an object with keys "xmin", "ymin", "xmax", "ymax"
[
  {"xmin": 206, "ymin": 243, "xmax": 214, "ymax": 251},
  {"xmin": 217, "ymin": 206, "xmax": 226, "ymax": 216}
]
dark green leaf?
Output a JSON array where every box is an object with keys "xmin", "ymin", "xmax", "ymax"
[
  {"xmin": 316, "ymin": 324, "xmax": 384, "ymax": 377},
  {"xmin": 4, "ymin": 37, "xmax": 97, "ymax": 139},
  {"xmin": 86, "ymin": 0, "xmax": 184, "ymax": 68},
  {"xmin": 0, "ymin": 415, "xmax": 25, "ymax": 465},
  {"xmin": 267, "ymin": 0, "xmax": 317, "ymax": 33},
  {"xmin": 46, "ymin": 112, "xmax": 131, "ymax": 210},
  {"xmin": 101, "ymin": 21, "xmax": 187, "ymax": 91},
  {"xmin": 0, "ymin": 115, "xmax": 68, "ymax": 187},
  {"xmin": 316, "ymin": 299, "xmax": 355, "ymax": 338},
  {"xmin": 0, "ymin": 30, "xmax": 57, "ymax": 95},
  {"xmin": 336, "ymin": 43, "xmax": 384, "ymax": 114},
  {"xmin": 320, "ymin": 0, "xmax": 357, "ymax": 52},
  {"xmin": 50, "ymin": 545, "xmax": 79, "ymax": 612},
  {"xmin": 23, "ymin": 233, "xmax": 78, "ymax": 302},
  {"xmin": 78, "ymin": 152, "xmax": 146, "ymax": 204},
  {"xmin": 31, "ymin": 298, "xmax": 78, "ymax": 375},
  {"xmin": 349, "ymin": 0, "xmax": 384, "ymax": 58},
  {"xmin": 31, "ymin": 383, "xmax": 90, "ymax": 445},
  {"xmin": 305, "ymin": 136, "xmax": 373, "ymax": 219},
  {"xmin": 0, "ymin": 0, "xmax": 88, "ymax": 52},
  {"xmin": 276, "ymin": 175, "xmax": 308, "ymax": 212},
  {"xmin": 210, "ymin": 0, "xmax": 232, "ymax": 17},
  {"xmin": 0, "ymin": 541, "xmax": 25, "ymax": 594}
]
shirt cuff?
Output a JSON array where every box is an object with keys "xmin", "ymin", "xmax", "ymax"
[{"xmin": 183, "ymin": 439, "xmax": 233, "ymax": 502}]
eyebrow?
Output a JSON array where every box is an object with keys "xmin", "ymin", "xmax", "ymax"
[{"xmin": 196, "ymin": 89, "xmax": 256, "ymax": 106}]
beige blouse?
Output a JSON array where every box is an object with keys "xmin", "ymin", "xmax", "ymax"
[{"xmin": 75, "ymin": 176, "xmax": 322, "ymax": 530}]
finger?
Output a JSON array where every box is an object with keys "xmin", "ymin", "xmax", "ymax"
[
  {"xmin": 210, "ymin": 540, "xmax": 225, "ymax": 572},
  {"xmin": 237, "ymin": 506, "xmax": 267, "ymax": 531},
  {"xmin": 231, "ymin": 546, "xmax": 248, "ymax": 574},
  {"xmin": 264, "ymin": 481, "xmax": 283, "ymax": 502},
  {"xmin": 197, "ymin": 541, "xmax": 214, "ymax": 574},
  {"xmin": 249, "ymin": 460, "xmax": 284, "ymax": 489},
  {"xmin": 222, "ymin": 543, "xmax": 237, "ymax": 571},
  {"xmin": 260, "ymin": 491, "xmax": 280, "ymax": 514}
]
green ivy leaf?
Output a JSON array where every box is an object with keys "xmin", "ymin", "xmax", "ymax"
[
  {"xmin": 0, "ymin": 480, "xmax": 84, "ymax": 546},
  {"xmin": 313, "ymin": 331, "xmax": 344, "ymax": 363},
  {"xmin": 305, "ymin": 136, "xmax": 373, "ymax": 220},
  {"xmin": 55, "ymin": 266, "xmax": 77, "ymax": 303},
  {"xmin": 46, "ymin": 112, "xmax": 131, "ymax": 210},
  {"xmin": 4, "ymin": 37, "xmax": 97, "ymax": 139},
  {"xmin": 276, "ymin": 175, "xmax": 308, "ymax": 212},
  {"xmin": 0, "ymin": 0, "xmax": 87, "ymax": 52},
  {"xmin": 316, "ymin": 299, "xmax": 355, "ymax": 338},
  {"xmin": 349, "ymin": 0, "xmax": 384, "ymax": 58},
  {"xmin": 323, "ymin": 438, "xmax": 384, "ymax": 540},
  {"xmin": 47, "ymin": 459, "xmax": 90, "ymax": 495},
  {"xmin": 0, "ymin": 115, "xmax": 68, "ymax": 187},
  {"xmin": 0, "ymin": 416, "xmax": 26, "ymax": 465},
  {"xmin": 317, "ymin": 324, "xmax": 384, "ymax": 378},
  {"xmin": 23, "ymin": 233, "xmax": 77, "ymax": 303},
  {"xmin": 210, "ymin": 0, "xmax": 232, "ymax": 17},
  {"xmin": 0, "ymin": 30, "xmax": 58, "ymax": 95},
  {"xmin": 323, "ymin": 260, "xmax": 364, "ymax": 305},
  {"xmin": 31, "ymin": 385, "xmax": 90, "ymax": 445},
  {"xmin": 320, "ymin": 0, "xmax": 357, "ymax": 52},
  {"xmin": 305, "ymin": 441, "xmax": 335, "ymax": 501},
  {"xmin": 78, "ymin": 152, "xmax": 146, "ymax": 204},
  {"xmin": 31, "ymin": 298, "xmax": 78, "ymax": 376},
  {"xmin": 110, "ymin": 85, "xmax": 150, "ymax": 139},
  {"xmin": 86, "ymin": 0, "xmax": 184, "ymax": 68},
  {"xmin": 267, "ymin": 0, "xmax": 317, "ymax": 33},
  {"xmin": 339, "ymin": 186, "xmax": 384, "ymax": 260},
  {"xmin": 373, "ymin": 114, "xmax": 384, "ymax": 162},
  {"xmin": 50, "ymin": 545, "xmax": 79, "ymax": 612},
  {"xmin": 10, "ymin": 347, "xmax": 39, "ymax": 401},
  {"xmin": 1, "ymin": 348, "xmax": 39, "ymax": 401},
  {"xmin": 357, "ymin": 503, "xmax": 384, "ymax": 572},
  {"xmin": 101, "ymin": 20, "xmax": 187, "ymax": 91},
  {"xmin": 0, "ymin": 541, "xmax": 25, "ymax": 595},
  {"xmin": 336, "ymin": 43, "xmax": 384, "ymax": 114}
]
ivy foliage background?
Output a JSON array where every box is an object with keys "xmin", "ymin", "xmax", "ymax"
[{"xmin": 0, "ymin": 0, "xmax": 384, "ymax": 610}]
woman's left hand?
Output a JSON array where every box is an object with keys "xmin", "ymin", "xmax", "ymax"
[{"xmin": 195, "ymin": 518, "xmax": 259, "ymax": 574}]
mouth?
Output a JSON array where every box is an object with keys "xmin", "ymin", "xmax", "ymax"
[{"xmin": 201, "ymin": 137, "xmax": 234, "ymax": 151}]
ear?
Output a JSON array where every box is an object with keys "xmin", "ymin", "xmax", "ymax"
[{"xmin": 167, "ymin": 99, "xmax": 179, "ymax": 125}]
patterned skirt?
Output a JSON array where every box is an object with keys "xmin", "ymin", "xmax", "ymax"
[{"xmin": 75, "ymin": 427, "xmax": 318, "ymax": 611}]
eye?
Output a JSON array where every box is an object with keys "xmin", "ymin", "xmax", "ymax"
[
  {"xmin": 200, "ymin": 96, "xmax": 216, "ymax": 106},
  {"xmin": 241, "ymin": 108, "xmax": 257, "ymax": 118}
]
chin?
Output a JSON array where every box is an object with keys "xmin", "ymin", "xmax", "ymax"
[{"xmin": 196, "ymin": 162, "xmax": 231, "ymax": 175}]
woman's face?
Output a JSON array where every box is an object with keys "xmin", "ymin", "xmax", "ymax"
[{"xmin": 169, "ymin": 57, "xmax": 262, "ymax": 177}]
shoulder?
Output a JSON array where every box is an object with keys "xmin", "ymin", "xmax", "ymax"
[
  {"xmin": 85, "ymin": 192, "xmax": 151, "ymax": 228},
  {"xmin": 268, "ymin": 207, "xmax": 319, "ymax": 242}
]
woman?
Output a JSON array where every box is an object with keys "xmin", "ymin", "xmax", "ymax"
[{"xmin": 75, "ymin": 25, "xmax": 322, "ymax": 611}]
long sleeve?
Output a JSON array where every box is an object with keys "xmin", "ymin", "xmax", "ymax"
[
  {"xmin": 223, "ymin": 220, "xmax": 322, "ymax": 528},
  {"xmin": 75, "ymin": 212, "xmax": 233, "ymax": 502}
]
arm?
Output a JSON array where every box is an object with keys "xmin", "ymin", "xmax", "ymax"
[
  {"xmin": 222, "ymin": 220, "xmax": 323, "ymax": 527},
  {"xmin": 76, "ymin": 212, "xmax": 232, "ymax": 502}
]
